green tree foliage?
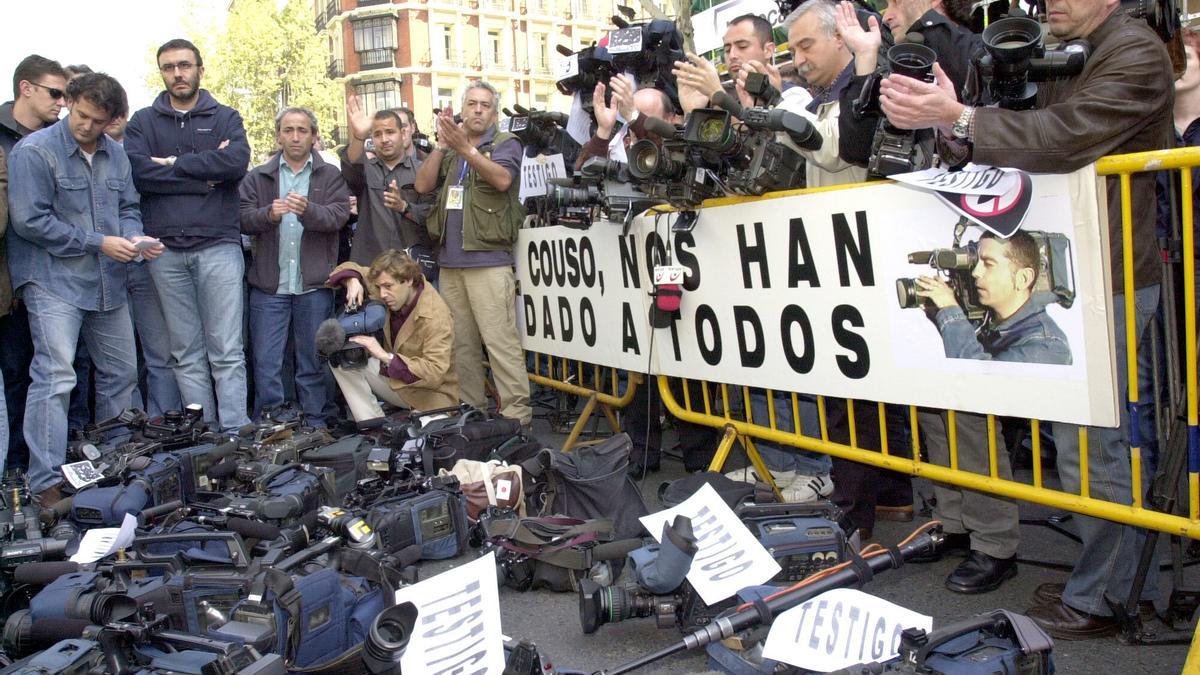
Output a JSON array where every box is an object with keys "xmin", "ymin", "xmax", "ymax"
[{"xmin": 194, "ymin": 0, "xmax": 340, "ymax": 160}]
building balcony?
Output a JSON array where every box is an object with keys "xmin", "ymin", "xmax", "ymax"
[
  {"xmin": 328, "ymin": 58, "xmax": 345, "ymax": 78},
  {"xmin": 479, "ymin": 0, "xmax": 510, "ymax": 10},
  {"xmin": 331, "ymin": 125, "xmax": 348, "ymax": 146},
  {"xmin": 356, "ymin": 0, "xmax": 391, "ymax": 6},
  {"xmin": 315, "ymin": 10, "xmax": 328, "ymax": 31},
  {"xmin": 358, "ymin": 48, "xmax": 395, "ymax": 70},
  {"xmin": 326, "ymin": 0, "xmax": 340, "ymax": 18},
  {"xmin": 526, "ymin": 0, "xmax": 551, "ymax": 14}
]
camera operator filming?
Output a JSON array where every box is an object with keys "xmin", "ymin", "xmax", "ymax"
[
  {"xmin": 322, "ymin": 250, "xmax": 459, "ymax": 422},
  {"xmin": 879, "ymin": 0, "xmax": 1173, "ymax": 639}
]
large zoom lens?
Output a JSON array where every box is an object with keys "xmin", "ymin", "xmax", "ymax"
[
  {"xmin": 628, "ymin": 139, "xmax": 683, "ymax": 182},
  {"xmin": 895, "ymin": 278, "xmax": 921, "ymax": 309},
  {"xmin": 549, "ymin": 184, "xmax": 601, "ymax": 208},
  {"xmin": 887, "ymin": 43, "xmax": 936, "ymax": 82},
  {"xmin": 578, "ymin": 580, "xmax": 658, "ymax": 634},
  {"xmin": 907, "ymin": 247, "xmax": 977, "ymax": 271},
  {"xmin": 982, "ymin": 17, "xmax": 1041, "ymax": 62}
]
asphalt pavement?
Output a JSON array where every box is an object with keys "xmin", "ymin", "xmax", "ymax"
[{"xmin": 424, "ymin": 391, "xmax": 1195, "ymax": 674}]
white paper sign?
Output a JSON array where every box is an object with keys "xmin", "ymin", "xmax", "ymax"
[
  {"xmin": 763, "ymin": 588, "xmax": 932, "ymax": 672},
  {"xmin": 639, "ymin": 483, "xmax": 780, "ymax": 605},
  {"xmin": 392, "ymin": 551, "xmax": 505, "ymax": 675},
  {"xmin": 891, "ymin": 164, "xmax": 1019, "ymax": 197},
  {"xmin": 519, "ymin": 153, "xmax": 568, "ymax": 201},
  {"xmin": 70, "ymin": 513, "xmax": 137, "ymax": 564},
  {"xmin": 555, "ymin": 54, "xmax": 579, "ymax": 81},
  {"xmin": 566, "ymin": 93, "xmax": 592, "ymax": 146},
  {"xmin": 61, "ymin": 460, "xmax": 104, "ymax": 489},
  {"xmin": 653, "ymin": 265, "xmax": 686, "ymax": 286}
]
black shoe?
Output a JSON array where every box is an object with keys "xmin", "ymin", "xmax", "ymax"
[
  {"xmin": 944, "ymin": 550, "xmax": 1017, "ymax": 594},
  {"xmin": 628, "ymin": 462, "xmax": 660, "ymax": 477},
  {"xmin": 909, "ymin": 531, "xmax": 970, "ymax": 564}
]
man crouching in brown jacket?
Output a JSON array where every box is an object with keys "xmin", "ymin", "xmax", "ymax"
[{"xmin": 326, "ymin": 250, "xmax": 458, "ymax": 420}]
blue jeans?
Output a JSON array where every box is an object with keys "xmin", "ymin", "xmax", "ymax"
[
  {"xmin": 0, "ymin": 306, "xmax": 33, "ymax": 471},
  {"xmin": 748, "ymin": 389, "xmax": 832, "ymax": 476},
  {"xmin": 249, "ymin": 288, "xmax": 334, "ymax": 425},
  {"xmin": 1051, "ymin": 285, "xmax": 1160, "ymax": 616},
  {"xmin": 22, "ymin": 284, "xmax": 137, "ymax": 493},
  {"xmin": 128, "ymin": 261, "xmax": 181, "ymax": 417},
  {"xmin": 0, "ymin": 364, "xmax": 6, "ymax": 475},
  {"xmin": 148, "ymin": 243, "xmax": 250, "ymax": 431}
]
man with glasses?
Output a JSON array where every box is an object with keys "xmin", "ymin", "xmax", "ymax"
[
  {"xmin": 0, "ymin": 54, "xmax": 67, "ymax": 476},
  {"xmin": 125, "ymin": 38, "xmax": 252, "ymax": 432},
  {"xmin": 7, "ymin": 73, "xmax": 163, "ymax": 505},
  {"xmin": 341, "ymin": 98, "xmax": 434, "ymax": 268}
]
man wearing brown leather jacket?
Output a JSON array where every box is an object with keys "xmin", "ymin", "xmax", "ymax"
[{"xmin": 877, "ymin": 0, "xmax": 1173, "ymax": 640}]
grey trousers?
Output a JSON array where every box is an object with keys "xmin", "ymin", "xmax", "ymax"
[{"xmin": 919, "ymin": 409, "xmax": 1020, "ymax": 559}]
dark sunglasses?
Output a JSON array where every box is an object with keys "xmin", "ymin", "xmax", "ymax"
[{"xmin": 29, "ymin": 82, "xmax": 64, "ymax": 100}]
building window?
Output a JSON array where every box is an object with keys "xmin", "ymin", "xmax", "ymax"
[
  {"xmin": 353, "ymin": 16, "xmax": 395, "ymax": 69},
  {"xmin": 437, "ymin": 87, "xmax": 454, "ymax": 111},
  {"xmin": 533, "ymin": 33, "xmax": 548, "ymax": 71},
  {"xmin": 355, "ymin": 80, "xmax": 400, "ymax": 115},
  {"xmin": 534, "ymin": 93, "xmax": 549, "ymax": 109},
  {"xmin": 432, "ymin": 24, "xmax": 451, "ymax": 62},
  {"xmin": 487, "ymin": 30, "xmax": 501, "ymax": 68}
]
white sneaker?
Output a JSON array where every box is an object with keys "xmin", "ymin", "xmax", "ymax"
[
  {"xmin": 780, "ymin": 474, "xmax": 834, "ymax": 503},
  {"xmin": 724, "ymin": 467, "xmax": 797, "ymax": 487}
]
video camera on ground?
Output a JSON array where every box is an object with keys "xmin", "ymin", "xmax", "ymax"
[
  {"xmin": 315, "ymin": 302, "xmax": 387, "ymax": 369},
  {"xmin": 0, "ymin": 478, "xmax": 75, "ymax": 572},
  {"xmin": 70, "ymin": 440, "xmax": 239, "ymax": 527},
  {"xmin": 895, "ymin": 226, "xmax": 1076, "ymax": 325},
  {"xmin": 0, "ymin": 612, "xmax": 285, "ymax": 675},
  {"xmin": 580, "ymin": 502, "xmax": 847, "ymax": 635},
  {"xmin": 831, "ymin": 609, "xmax": 1054, "ymax": 674}
]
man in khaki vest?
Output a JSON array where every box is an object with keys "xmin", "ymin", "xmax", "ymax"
[{"xmin": 415, "ymin": 81, "xmax": 531, "ymax": 427}]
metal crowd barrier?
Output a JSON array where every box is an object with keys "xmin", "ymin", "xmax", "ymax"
[
  {"xmin": 526, "ymin": 352, "xmax": 640, "ymax": 451},
  {"xmin": 651, "ymin": 147, "xmax": 1200, "ymax": 540}
]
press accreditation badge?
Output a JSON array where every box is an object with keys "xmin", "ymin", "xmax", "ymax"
[{"xmin": 447, "ymin": 185, "xmax": 464, "ymax": 210}]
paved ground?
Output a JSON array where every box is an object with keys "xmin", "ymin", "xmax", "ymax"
[{"xmin": 425, "ymin": 389, "xmax": 1195, "ymax": 674}]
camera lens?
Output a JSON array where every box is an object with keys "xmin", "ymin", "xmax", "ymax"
[
  {"xmin": 887, "ymin": 43, "xmax": 936, "ymax": 82},
  {"xmin": 896, "ymin": 278, "xmax": 920, "ymax": 309},
  {"xmin": 363, "ymin": 602, "xmax": 418, "ymax": 675},
  {"xmin": 578, "ymin": 580, "xmax": 657, "ymax": 634},
  {"xmin": 629, "ymin": 139, "xmax": 662, "ymax": 180},
  {"xmin": 982, "ymin": 17, "xmax": 1041, "ymax": 61}
]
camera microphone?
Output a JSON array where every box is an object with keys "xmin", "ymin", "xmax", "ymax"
[
  {"xmin": 710, "ymin": 90, "xmax": 745, "ymax": 118},
  {"xmin": 315, "ymin": 319, "xmax": 346, "ymax": 358},
  {"xmin": 642, "ymin": 116, "xmax": 679, "ymax": 140}
]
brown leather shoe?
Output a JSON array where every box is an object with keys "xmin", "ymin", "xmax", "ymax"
[
  {"xmin": 34, "ymin": 484, "xmax": 63, "ymax": 508},
  {"xmin": 1025, "ymin": 600, "xmax": 1118, "ymax": 640},
  {"xmin": 1033, "ymin": 582, "xmax": 1066, "ymax": 605},
  {"xmin": 1034, "ymin": 583, "xmax": 1158, "ymax": 622}
]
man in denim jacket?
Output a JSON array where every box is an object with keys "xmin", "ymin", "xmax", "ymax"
[
  {"xmin": 6, "ymin": 73, "xmax": 163, "ymax": 504},
  {"xmin": 910, "ymin": 230, "xmax": 1070, "ymax": 596},
  {"xmin": 918, "ymin": 231, "xmax": 1072, "ymax": 366}
]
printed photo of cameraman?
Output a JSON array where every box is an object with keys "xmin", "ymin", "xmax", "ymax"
[{"xmin": 912, "ymin": 231, "xmax": 1073, "ymax": 365}]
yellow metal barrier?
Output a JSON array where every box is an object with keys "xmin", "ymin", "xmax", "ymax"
[
  {"xmin": 653, "ymin": 146, "xmax": 1200, "ymax": 542},
  {"xmin": 525, "ymin": 352, "xmax": 640, "ymax": 451}
]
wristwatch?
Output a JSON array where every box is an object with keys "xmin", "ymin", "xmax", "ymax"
[{"xmin": 951, "ymin": 106, "xmax": 975, "ymax": 140}]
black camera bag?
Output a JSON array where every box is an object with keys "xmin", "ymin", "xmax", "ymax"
[
  {"xmin": 479, "ymin": 509, "xmax": 615, "ymax": 592},
  {"xmin": 417, "ymin": 405, "xmax": 523, "ymax": 472},
  {"xmin": 527, "ymin": 433, "xmax": 649, "ymax": 540},
  {"xmin": 301, "ymin": 434, "xmax": 372, "ymax": 501},
  {"xmin": 366, "ymin": 489, "xmax": 469, "ymax": 560}
]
